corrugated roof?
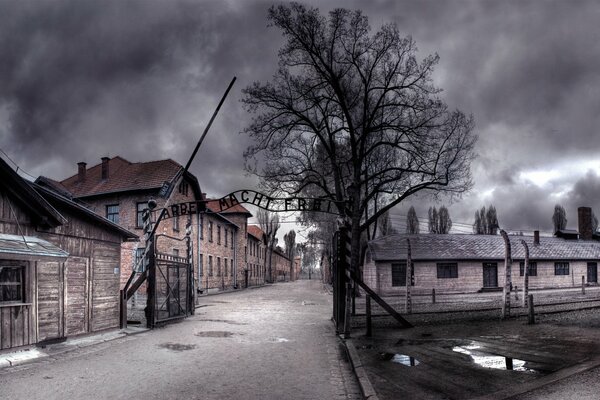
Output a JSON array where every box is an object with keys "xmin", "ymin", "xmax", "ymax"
[
  {"xmin": 61, "ymin": 156, "xmax": 182, "ymax": 197},
  {"xmin": 0, "ymin": 233, "xmax": 69, "ymax": 260},
  {"xmin": 368, "ymin": 233, "xmax": 600, "ymax": 262}
]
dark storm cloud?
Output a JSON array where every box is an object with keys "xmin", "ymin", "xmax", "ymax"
[
  {"xmin": 1, "ymin": 0, "xmax": 599, "ymax": 232},
  {"xmin": 0, "ymin": 0, "xmax": 276, "ymax": 196}
]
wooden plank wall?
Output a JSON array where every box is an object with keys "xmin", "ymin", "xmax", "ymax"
[
  {"xmin": 91, "ymin": 242, "xmax": 120, "ymax": 332},
  {"xmin": 1, "ymin": 189, "xmax": 125, "ymax": 350},
  {"xmin": 37, "ymin": 261, "xmax": 63, "ymax": 342}
]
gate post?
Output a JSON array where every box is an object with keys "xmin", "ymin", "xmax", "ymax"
[{"xmin": 186, "ymin": 219, "xmax": 194, "ymax": 316}]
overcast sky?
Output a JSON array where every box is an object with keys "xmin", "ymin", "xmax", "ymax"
[{"xmin": 1, "ymin": 0, "xmax": 599, "ymax": 237}]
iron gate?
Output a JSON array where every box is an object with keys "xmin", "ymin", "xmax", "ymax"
[{"xmin": 153, "ymin": 234, "xmax": 193, "ymax": 325}]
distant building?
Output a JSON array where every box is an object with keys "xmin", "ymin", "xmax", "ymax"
[{"xmin": 364, "ymin": 230, "xmax": 600, "ymax": 295}]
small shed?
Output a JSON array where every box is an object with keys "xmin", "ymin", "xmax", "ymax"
[{"xmin": 0, "ymin": 158, "xmax": 137, "ymax": 351}]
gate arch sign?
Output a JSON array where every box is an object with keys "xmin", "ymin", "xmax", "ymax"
[{"xmin": 157, "ymin": 189, "xmax": 345, "ymax": 219}]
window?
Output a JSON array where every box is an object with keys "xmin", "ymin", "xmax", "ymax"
[
  {"xmin": 391, "ymin": 262, "xmax": 414, "ymax": 287},
  {"xmin": 245, "ymin": 246, "xmax": 248, "ymax": 262},
  {"xmin": 134, "ymin": 248, "xmax": 145, "ymax": 272},
  {"xmin": 231, "ymin": 232, "xmax": 234, "ymax": 249},
  {"xmin": 217, "ymin": 257, "xmax": 221, "ymax": 277},
  {"xmin": 519, "ymin": 261, "xmax": 538, "ymax": 276},
  {"xmin": 437, "ymin": 263, "xmax": 458, "ymax": 279},
  {"xmin": 209, "ymin": 222, "xmax": 213, "ymax": 242},
  {"xmin": 200, "ymin": 215, "xmax": 204, "ymax": 240},
  {"xmin": 217, "ymin": 225, "xmax": 221, "ymax": 245},
  {"xmin": 224, "ymin": 258, "xmax": 228, "ymax": 277},
  {"xmin": 136, "ymin": 202, "xmax": 146, "ymax": 228},
  {"xmin": 173, "ymin": 248, "xmax": 179, "ymax": 258},
  {"xmin": 199, "ymin": 254, "xmax": 203, "ymax": 277},
  {"xmin": 208, "ymin": 256, "xmax": 213, "ymax": 276},
  {"xmin": 106, "ymin": 204, "xmax": 119, "ymax": 224},
  {"xmin": 231, "ymin": 259, "xmax": 234, "ymax": 276},
  {"xmin": 173, "ymin": 215, "xmax": 180, "ymax": 232},
  {"xmin": 225, "ymin": 229, "xmax": 228, "ymax": 247},
  {"xmin": 555, "ymin": 262, "xmax": 569, "ymax": 275},
  {"xmin": 0, "ymin": 264, "xmax": 25, "ymax": 303},
  {"xmin": 178, "ymin": 181, "xmax": 189, "ymax": 196}
]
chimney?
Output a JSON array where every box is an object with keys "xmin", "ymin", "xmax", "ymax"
[
  {"xmin": 101, "ymin": 157, "xmax": 110, "ymax": 180},
  {"xmin": 77, "ymin": 162, "xmax": 87, "ymax": 181},
  {"xmin": 578, "ymin": 206, "xmax": 593, "ymax": 241},
  {"xmin": 534, "ymin": 230, "xmax": 540, "ymax": 246}
]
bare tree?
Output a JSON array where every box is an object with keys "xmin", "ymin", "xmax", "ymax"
[
  {"xmin": 428, "ymin": 206, "xmax": 451, "ymax": 234},
  {"xmin": 552, "ymin": 204, "xmax": 567, "ymax": 233},
  {"xmin": 438, "ymin": 206, "xmax": 452, "ymax": 234},
  {"xmin": 257, "ymin": 209, "xmax": 280, "ymax": 283},
  {"xmin": 284, "ymin": 229, "xmax": 297, "ymax": 280},
  {"xmin": 428, "ymin": 207, "xmax": 439, "ymax": 234},
  {"xmin": 473, "ymin": 210, "xmax": 482, "ymax": 234},
  {"xmin": 377, "ymin": 210, "xmax": 395, "ymax": 237},
  {"xmin": 406, "ymin": 206, "xmax": 420, "ymax": 234},
  {"xmin": 486, "ymin": 205, "xmax": 499, "ymax": 235},
  {"xmin": 474, "ymin": 205, "xmax": 499, "ymax": 234},
  {"xmin": 242, "ymin": 3, "xmax": 476, "ymax": 276}
]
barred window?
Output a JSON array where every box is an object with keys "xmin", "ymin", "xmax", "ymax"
[
  {"xmin": 208, "ymin": 256, "xmax": 213, "ymax": 276},
  {"xmin": 209, "ymin": 222, "xmax": 213, "ymax": 242},
  {"xmin": 437, "ymin": 262, "xmax": 458, "ymax": 279},
  {"xmin": 519, "ymin": 261, "xmax": 538, "ymax": 276},
  {"xmin": 136, "ymin": 202, "xmax": 146, "ymax": 228},
  {"xmin": 217, "ymin": 257, "xmax": 221, "ymax": 277},
  {"xmin": 231, "ymin": 259, "xmax": 234, "ymax": 276},
  {"xmin": 199, "ymin": 254, "xmax": 203, "ymax": 277}
]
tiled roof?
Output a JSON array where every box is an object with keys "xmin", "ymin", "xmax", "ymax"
[
  {"xmin": 368, "ymin": 233, "xmax": 600, "ymax": 262},
  {"xmin": 205, "ymin": 199, "xmax": 252, "ymax": 216},
  {"xmin": 247, "ymin": 225, "xmax": 264, "ymax": 240},
  {"xmin": 61, "ymin": 156, "xmax": 182, "ymax": 198}
]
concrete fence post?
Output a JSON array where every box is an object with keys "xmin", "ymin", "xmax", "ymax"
[
  {"xmin": 527, "ymin": 294, "xmax": 535, "ymax": 325},
  {"xmin": 582, "ymin": 276, "xmax": 586, "ymax": 295},
  {"xmin": 432, "ymin": 288, "xmax": 436, "ymax": 304}
]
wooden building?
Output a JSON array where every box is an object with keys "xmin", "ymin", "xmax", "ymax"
[{"xmin": 0, "ymin": 158, "xmax": 136, "ymax": 351}]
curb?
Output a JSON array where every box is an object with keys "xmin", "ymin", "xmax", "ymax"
[
  {"xmin": 0, "ymin": 327, "xmax": 148, "ymax": 371},
  {"xmin": 343, "ymin": 337, "xmax": 380, "ymax": 400}
]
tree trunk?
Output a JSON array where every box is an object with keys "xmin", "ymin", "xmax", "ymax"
[{"xmin": 406, "ymin": 238, "xmax": 412, "ymax": 314}]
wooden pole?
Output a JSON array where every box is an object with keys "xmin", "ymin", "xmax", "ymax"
[
  {"xmin": 120, "ymin": 289, "xmax": 127, "ymax": 329},
  {"xmin": 582, "ymin": 276, "xmax": 586, "ymax": 294},
  {"xmin": 406, "ymin": 238, "xmax": 412, "ymax": 314},
  {"xmin": 366, "ymin": 294, "xmax": 372, "ymax": 337},
  {"xmin": 527, "ymin": 294, "xmax": 535, "ymax": 324},
  {"xmin": 432, "ymin": 288, "xmax": 436, "ymax": 304},
  {"xmin": 520, "ymin": 240, "xmax": 529, "ymax": 308}
]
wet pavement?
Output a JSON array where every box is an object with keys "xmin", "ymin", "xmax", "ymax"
[
  {"xmin": 349, "ymin": 289, "xmax": 600, "ymax": 400},
  {"xmin": 0, "ymin": 280, "xmax": 361, "ymax": 400}
]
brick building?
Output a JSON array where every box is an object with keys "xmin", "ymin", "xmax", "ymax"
[
  {"xmin": 56, "ymin": 157, "xmax": 202, "ymax": 309},
  {"xmin": 363, "ymin": 212, "xmax": 600, "ymax": 296},
  {"xmin": 247, "ymin": 225, "xmax": 267, "ymax": 287},
  {"xmin": 272, "ymin": 247, "xmax": 291, "ymax": 282}
]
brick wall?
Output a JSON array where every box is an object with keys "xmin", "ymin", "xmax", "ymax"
[
  {"xmin": 247, "ymin": 234, "xmax": 266, "ymax": 287},
  {"xmin": 366, "ymin": 258, "xmax": 598, "ymax": 295},
  {"xmin": 197, "ymin": 211, "xmax": 237, "ymax": 293}
]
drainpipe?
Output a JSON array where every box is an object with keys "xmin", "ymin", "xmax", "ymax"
[{"xmin": 233, "ymin": 229, "xmax": 238, "ymax": 289}]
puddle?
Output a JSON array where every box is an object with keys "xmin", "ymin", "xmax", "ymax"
[
  {"xmin": 381, "ymin": 353, "xmax": 420, "ymax": 366},
  {"xmin": 271, "ymin": 337, "xmax": 289, "ymax": 343},
  {"xmin": 158, "ymin": 343, "xmax": 197, "ymax": 351},
  {"xmin": 195, "ymin": 331, "xmax": 235, "ymax": 338},
  {"xmin": 452, "ymin": 344, "xmax": 536, "ymax": 372}
]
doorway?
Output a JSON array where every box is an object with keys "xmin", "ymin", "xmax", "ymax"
[{"xmin": 483, "ymin": 263, "xmax": 498, "ymax": 288}]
